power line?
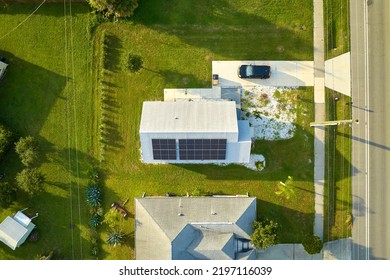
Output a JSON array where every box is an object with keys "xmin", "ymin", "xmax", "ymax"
[
  {"xmin": 68, "ymin": 0, "xmax": 83, "ymax": 259},
  {"xmin": 63, "ymin": 0, "xmax": 75, "ymax": 260},
  {"xmin": 0, "ymin": 0, "xmax": 47, "ymax": 41}
]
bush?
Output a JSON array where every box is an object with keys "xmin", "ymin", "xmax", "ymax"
[
  {"xmin": 251, "ymin": 219, "xmax": 280, "ymax": 250},
  {"xmin": 191, "ymin": 186, "xmax": 207, "ymax": 197},
  {"xmin": 15, "ymin": 168, "xmax": 45, "ymax": 196},
  {"xmin": 15, "ymin": 136, "xmax": 38, "ymax": 167},
  {"xmin": 107, "ymin": 229, "xmax": 126, "ymax": 247},
  {"xmin": 127, "ymin": 54, "xmax": 143, "ymax": 73},
  {"xmin": 87, "ymin": 0, "xmax": 139, "ymax": 18},
  {"xmin": 0, "ymin": 123, "xmax": 13, "ymax": 162},
  {"xmin": 0, "ymin": 181, "xmax": 16, "ymax": 208},
  {"xmin": 302, "ymin": 235, "xmax": 323, "ymax": 254},
  {"xmin": 255, "ymin": 161, "xmax": 264, "ymax": 170},
  {"xmin": 86, "ymin": 185, "xmax": 102, "ymax": 207},
  {"xmin": 90, "ymin": 214, "xmax": 102, "ymax": 229}
]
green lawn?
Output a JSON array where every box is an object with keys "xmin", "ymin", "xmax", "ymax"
[
  {"xmin": 0, "ymin": 2, "xmax": 94, "ymax": 259},
  {"xmin": 0, "ymin": 0, "xmax": 315, "ymax": 260},
  {"xmin": 323, "ymin": 89, "xmax": 352, "ymax": 241},
  {"xmin": 324, "ymin": 0, "xmax": 350, "ymax": 59},
  {"xmin": 94, "ymin": 0, "xmax": 314, "ymax": 259}
]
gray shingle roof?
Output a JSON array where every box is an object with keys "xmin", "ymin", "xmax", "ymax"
[{"xmin": 135, "ymin": 196, "xmax": 256, "ymax": 260}]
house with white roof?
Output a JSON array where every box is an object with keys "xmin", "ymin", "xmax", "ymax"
[
  {"xmin": 135, "ymin": 196, "xmax": 256, "ymax": 260},
  {"xmin": 139, "ymin": 100, "xmax": 251, "ymax": 163}
]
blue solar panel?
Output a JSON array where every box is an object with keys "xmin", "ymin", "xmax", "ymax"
[
  {"xmin": 179, "ymin": 139, "xmax": 226, "ymax": 160},
  {"xmin": 152, "ymin": 139, "xmax": 176, "ymax": 160}
]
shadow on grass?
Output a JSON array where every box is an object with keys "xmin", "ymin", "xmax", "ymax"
[
  {"xmin": 104, "ymin": 34, "xmax": 123, "ymax": 73},
  {"xmin": 0, "ymin": 51, "xmax": 66, "ymax": 135},
  {"xmin": 257, "ymin": 198, "xmax": 314, "ymax": 243},
  {"xmin": 0, "ymin": 183, "xmax": 90, "ymax": 260},
  {"xmin": 131, "ymin": 0, "xmax": 313, "ymax": 60}
]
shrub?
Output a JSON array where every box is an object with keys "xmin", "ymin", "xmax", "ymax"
[
  {"xmin": 15, "ymin": 136, "xmax": 38, "ymax": 167},
  {"xmin": 91, "ymin": 246, "xmax": 99, "ymax": 256},
  {"xmin": 251, "ymin": 219, "xmax": 280, "ymax": 250},
  {"xmin": 127, "ymin": 54, "xmax": 143, "ymax": 73},
  {"xmin": 107, "ymin": 229, "xmax": 126, "ymax": 247},
  {"xmin": 191, "ymin": 186, "xmax": 207, "ymax": 197},
  {"xmin": 15, "ymin": 168, "xmax": 45, "ymax": 196},
  {"xmin": 302, "ymin": 235, "xmax": 323, "ymax": 254},
  {"xmin": 255, "ymin": 161, "xmax": 264, "ymax": 170},
  {"xmin": 90, "ymin": 214, "xmax": 102, "ymax": 229},
  {"xmin": 86, "ymin": 185, "xmax": 102, "ymax": 207},
  {"xmin": 0, "ymin": 123, "xmax": 13, "ymax": 162},
  {"xmin": 87, "ymin": 0, "xmax": 139, "ymax": 18},
  {"xmin": 104, "ymin": 209, "xmax": 121, "ymax": 229},
  {"xmin": 88, "ymin": 166, "xmax": 101, "ymax": 185}
]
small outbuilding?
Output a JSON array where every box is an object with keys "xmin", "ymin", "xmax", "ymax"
[{"xmin": 0, "ymin": 210, "xmax": 36, "ymax": 250}]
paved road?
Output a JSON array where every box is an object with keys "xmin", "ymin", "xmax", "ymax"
[{"xmin": 351, "ymin": 0, "xmax": 390, "ymax": 260}]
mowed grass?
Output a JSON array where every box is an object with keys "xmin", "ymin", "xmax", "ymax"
[
  {"xmin": 323, "ymin": 89, "xmax": 352, "ymax": 241},
  {"xmin": 0, "ymin": 3, "xmax": 95, "ymax": 259},
  {"xmin": 94, "ymin": 0, "xmax": 315, "ymax": 259},
  {"xmin": 324, "ymin": 0, "xmax": 350, "ymax": 59}
]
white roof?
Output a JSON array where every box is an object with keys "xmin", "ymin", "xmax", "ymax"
[
  {"xmin": 164, "ymin": 87, "xmax": 221, "ymax": 101},
  {"xmin": 140, "ymin": 101, "xmax": 238, "ymax": 133},
  {"xmin": 0, "ymin": 213, "xmax": 35, "ymax": 250}
]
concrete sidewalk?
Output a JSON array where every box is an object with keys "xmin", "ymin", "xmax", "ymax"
[
  {"xmin": 313, "ymin": 0, "xmax": 325, "ymax": 240},
  {"xmin": 256, "ymin": 239, "xmax": 352, "ymax": 260}
]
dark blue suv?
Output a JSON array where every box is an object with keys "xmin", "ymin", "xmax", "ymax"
[{"xmin": 238, "ymin": 65, "xmax": 271, "ymax": 79}]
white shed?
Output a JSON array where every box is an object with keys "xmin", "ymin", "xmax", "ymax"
[{"xmin": 0, "ymin": 211, "xmax": 36, "ymax": 250}]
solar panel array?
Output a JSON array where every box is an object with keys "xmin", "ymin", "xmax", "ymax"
[
  {"xmin": 179, "ymin": 139, "xmax": 226, "ymax": 160},
  {"xmin": 151, "ymin": 138, "xmax": 227, "ymax": 161},
  {"xmin": 152, "ymin": 139, "xmax": 176, "ymax": 160}
]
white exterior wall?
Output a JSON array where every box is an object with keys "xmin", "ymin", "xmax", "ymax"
[{"xmin": 140, "ymin": 131, "xmax": 238, "ymax": 163}]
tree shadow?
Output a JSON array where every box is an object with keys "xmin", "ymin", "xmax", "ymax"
[
  {"xmin": 0, "ymin": 182, "xmax": 90, "ymax": 260},
  {"xmin": 0, "ymin": 51, "xmax": 66, "ymax": 135},
  {"xmin": 104, "ymin": 34, "xmax": 123, "ymax": 73},
  {"xmin": 131, "ymin": 0, "xmax": 313, "ymax": 60}
]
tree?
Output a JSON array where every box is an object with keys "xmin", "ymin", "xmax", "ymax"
[
  {"xmin": 127, "ymin": 54, "xmax": 143, "ymax": 73},
  {"xmin": 87, "ymin": 0, "xmax": 139, "ymax": 18},
  {"xmin": 302, "ymin": 235, "xmax": 323, "ymax": 254},
  {"xmin": 0, "ymin": 181, "xmax": 16, "ymax": 208},
  {"xmin": 16, "ymin": 168, "xmax": 45, "ymax": 196},
  {"xmin": 0, "ymin": 123, "xmax": 13, "ymax": 162},
  {"xmin": 251, "ymin": 219, "xmax": 280, "ymax": 250},
  {"xmin": 275, "ymin": 176, "xmax": 296, "ymax": 200},
  {"xmin": 15, "ymin": 136, "xmax": 38, "ymax": 167}
]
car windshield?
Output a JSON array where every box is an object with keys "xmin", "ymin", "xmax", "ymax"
[{"xmin": 246, "ymin": 66, "xmax": 254, "ymax": 76}]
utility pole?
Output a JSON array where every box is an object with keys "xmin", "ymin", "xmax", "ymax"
[{"xmin": 310, "ymin": 119, "xmax": 354, "ymax": 127}]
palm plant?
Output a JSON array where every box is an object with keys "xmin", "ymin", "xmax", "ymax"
[
  {"xmin": 107, "ymin": 229, "xmax": 126, "ymax": 247},
  {"xmin": 275, "ymin": 176, "xmax": 296, "ymax": 200},
  {"xmin": 86, "ymin": 185, "xmax": 102, "ymax": 207}
]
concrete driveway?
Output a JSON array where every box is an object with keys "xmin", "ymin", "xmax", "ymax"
[{"xmin": 212, "ymin": 60, "xmax": 314, "ymax": 87}]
